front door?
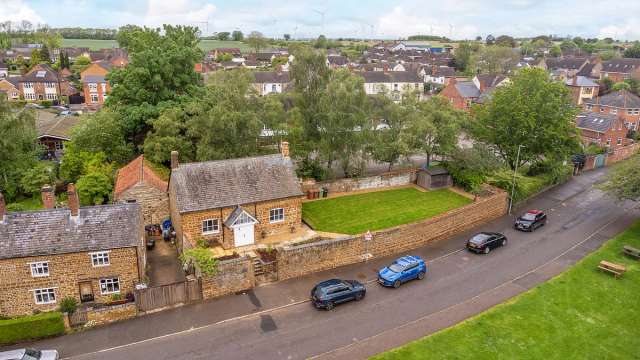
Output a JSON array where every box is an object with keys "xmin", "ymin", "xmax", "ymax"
[
  {"xmin": 79, "ymin": 281, "xmax": 94, "ymax": 303},
  {"xmin": 234, "ymin": 224, "xmax": 255, "ymax": 247}
]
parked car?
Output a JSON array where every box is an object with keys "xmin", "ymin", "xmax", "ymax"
[
  {"xmin": 515, "ymin": 210, "xmax": 547, "ymax": 232},
  {"xmin": 466, "ymin": 232, "xmax": 507, "ymax": 254},
  {"xmin": 310, "ymin": 279, "xmax": 366, "ymax": 310},
  {"xmin": 0, "ymin": 348, "xmax": 59, "ymax": 360},
  {"xmin": 146, "ymin": 237, "xmax": 155, "ymax": 250},
  {"xmin": 378, "ymin": 255, "xmax": 427, "ymax": 288}
]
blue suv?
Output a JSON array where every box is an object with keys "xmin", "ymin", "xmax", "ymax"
[{"xmin": 378, "ymin": 255, "xmax": 427, "ymax": 288}]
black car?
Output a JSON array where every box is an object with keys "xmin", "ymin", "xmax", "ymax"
[
  {"xmin": 311, "ymin": 279, "xmax": 366, "ymax": 310},
  {"xmin": 146, "ymin": 237, "xmax": 155, "ymax": 250},
  {"xmin": 466, "ymin": 232, "xmax": 507, "ymax": 254},
  {"xmin": 515, "ymin": 210, "xmax": 547, "ymax": 232}
]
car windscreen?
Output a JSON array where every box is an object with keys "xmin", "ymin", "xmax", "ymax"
[
  {"xmin": 521, "ymin": 213, "xmax": 537, "ymax": 221},
  {"xmin": 22, "ymin": 349, "xmax": 42, "ymax": 360},
  {"xmin": 470, "ymin": 234, "xmax": 491, "ymax": 245},
  {"xmin": 388, "ymin": 263, "xmax": 405, "ymax": 273}
]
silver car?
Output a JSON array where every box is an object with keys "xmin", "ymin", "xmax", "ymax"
[{"xmin": 0, "ymin": 349, "xmax": 59, "ymax": 360}]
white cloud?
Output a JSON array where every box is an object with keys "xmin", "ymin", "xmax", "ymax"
[
  {"xmin": 0, "ymin": 0, "xmax": 43, "ymax": 25},
  {"xmin": 143, "ymin": 0, "xmax": 216, "ymax": 27},
  {"xmin": 377, "ymin": 6, "xmax": 478, "ymax": 39},
  {"xmin": 598, "ymin": 21, "xmax": 640, "ymax": 41}
]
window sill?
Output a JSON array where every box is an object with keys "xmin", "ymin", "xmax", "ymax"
[
  {"xmin": 202, "ymin": 231, "xmax": 220, "ymax": 235},
  {"xmin": 269, "ymin": 219, "xmax": 285, "ymax": 224}
]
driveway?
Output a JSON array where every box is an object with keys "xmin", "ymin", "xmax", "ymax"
[
  {"xmin": 146, "ymin": 236, "xmax": 185, "ymax": 286},
  {"xmin": 6, "ymin": 168, "xmax": 637, "ymax": 360}
]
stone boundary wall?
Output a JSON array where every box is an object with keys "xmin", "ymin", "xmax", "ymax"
[
  {"xmin": 277, "ymin": 187, "xmax": 508, "ymax": 281},
  {"xmin": 85, "ymin": 303, "xmax": 137, "ymax": 327},
  {"xmin": 302, "ymin": 168, "xmax": 417, "ymax": 196},
  {"xmin": 201, "ymin": 256, "xmax": 255, "ymax": 300}
]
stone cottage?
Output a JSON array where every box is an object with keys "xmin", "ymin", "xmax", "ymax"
[
  {"xmin": 114, "ymin": 155, "xmax": 169, "ymax": 225},
  {"xmin": 0, "ymin": 184, "xmax": 145, "ymax": 317},
  {"xmin": 169, "ymin": 143, "xmax": 304, "ymax": 251}
]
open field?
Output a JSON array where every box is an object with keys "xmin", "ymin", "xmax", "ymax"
[
  {"xmin": 61, "ymin": 39, "xmax": 252, "ymax": 52},
  {"xmin": 302, "ymin": 187, "xmax": 472, "ymax": 235},
  {"xmin": 373, "ymin": 221, "xmax": 640, "ymax": 360}
]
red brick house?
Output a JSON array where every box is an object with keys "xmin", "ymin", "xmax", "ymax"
[
  {"xmin": 18, "ymin": 64, "xmax": 68, "ymax": 102},
  {"xmin": 80, "ymin": 62, "xmax": 111, "ymax": 108},
  {"xmin": 600, "ymin": 58, "xmax": 640, "ymax": 83},
  {"xmin": 440, "ymin": 78, "xmax": 481, "ymax": 111},
  {"xmin": 575, "ymin": 112, "xmax": 628, "ymax": 149},
  {"xmin": 583, "ymin": 90, "xmax": 640, "ymax": 131},
  {"xmin": 564, "ymin": 76, "xmax": 599, "ymax": 105}
]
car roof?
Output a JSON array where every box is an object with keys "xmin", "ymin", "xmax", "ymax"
[
  {"xmin": 0, "ymin": 349, "xmax": 26, "ymax": 360},
  {"xmin": 317, "ymin": 279, "xmax": 345, "ymax": 288},
  {"xmin": 526, "ymin": 209, "xmax": 543, "ymax": 214},
  {"xmin": 395, "ymin": 255, "xmax": 421, "ymax": 266}
]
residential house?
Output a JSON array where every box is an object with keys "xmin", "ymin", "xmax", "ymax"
[
  {"xmin": 472, "ymin": 74, "xmax": 509, "ymax": 92},
  {"xmin": 584, "ymin": 90, "xmax": 640, "ymax": 130},
  {"xmin": 327, "ymin": 55, "xmax": 349, "ymax": 68},
  {"xmin": 17, "ymin": 64, "xmax": 78, "ymax": 102},
  {"xmin": 35, "ymin": 110, "xmax": 81, "ymax": 160},
  {"xmin": 168, "ymin": 144, "xmax": 305, "ymax": 251},
  {"xmin": 440, "ymin": 79, "xmax": 482, "ymax": 111},
  {"xmin": 0, "ymin": 77, "xmax": 20, "ymax": 101},
  {"xmin": 575, "ymin": 112, "xmax": 628, "ymax": 149},
  {"xmin": 424, "ymin": 66, "xmax": 456, "ymax": 86},
  {"xmin": 0, "ymin": 185, "xmax": 145, "ymax": 317},
  {"xmin": 114, "ymin": 155, "xmax": 170, "ymax": 225},
  {"xmin": 600, "ymin": 58, "xmax": 640, "ymax": 82},
  {"xmin": 543, "ymin": 57, "xmax": 591, "ymax": 78},
  {"xmin": 252, "ymin": 71, "xmax": 291, "ymax": 96},
  {"xmin": 80, "ymin": 62, "xmax": 111, "ymax": 107},
  {"xmin": 564, "ymin": 76, "xmax": 599, "ymax": 105},
  {"xmin": 359, "ymin": 71, "xmax": 423, "ymax": 101}
]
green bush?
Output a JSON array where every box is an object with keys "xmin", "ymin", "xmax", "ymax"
[
  {"xmin": 59, "ymin": 297, "xmax": 78, "ymax": 314},
  {"xmin": 39, "ymin": 100, "xmax": 52, "ymax": 108},
  {"xmin": 0, "ymin": 312, "xmax": 65, "ymax": 345},
  {"xmin": 488, "ymin": 165, "xmax": 573, "ymax": 203}
]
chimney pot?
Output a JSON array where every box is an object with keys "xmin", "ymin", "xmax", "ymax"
[
  {"xmin": 170, "ymin": 151, "xmax": 179, "ymax": 170},
  {"xmin": 280, "ymin": 141, "xmax": 290, "ymax": 158},
  {"xmin": 67, "ymin": 183, "xmax": 79, "ymax": 216},
  {"xmin": 41, "ymin": 184, "xmax": 55, "ymax": 209}
]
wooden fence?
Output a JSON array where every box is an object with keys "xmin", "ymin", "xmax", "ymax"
[
  {"xmin": 68, "ymin": 310, "xmax": 88, "ymax": 327},
  {"xmin": 134, "ymin": 278, "xmax": 202, "ymax": 312}
]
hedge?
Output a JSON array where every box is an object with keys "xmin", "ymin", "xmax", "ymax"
[{"xmin": 0, "ymin": 312, "xmax": 65, "ymax": 345}]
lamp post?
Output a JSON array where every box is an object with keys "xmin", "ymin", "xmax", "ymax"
[{"xmin": 508, "ymin": 145, "xmax": 525, "ymax": 215}]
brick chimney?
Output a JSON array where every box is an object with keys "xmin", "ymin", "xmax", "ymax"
[
  {"xmin": 41, "ymin": 185, "xmax": 55, "ymax": 209},
  {"xmin": 67, "ymin": 183, "xmax": 79, "ymax": 217},
  {"xmin": 280, "ymin": 141, "xmax": 290, "ymax": 158},
  {"xmin": 170, "ymin": 151, "xmax": 179, "ymax": 170},
  {"xmin": 572, "ymin": 76, "xmax": 578, "ymax": 86}
]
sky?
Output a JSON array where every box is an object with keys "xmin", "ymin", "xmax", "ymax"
[{"xmin": 2, "ymin": 0, "xmax": 640, "ymax": 41}]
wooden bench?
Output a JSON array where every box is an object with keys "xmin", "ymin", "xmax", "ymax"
[
  {"xmin": 623, "ymin": 245, "xmax": 640, "ymax": 260},
  {"xmin": 598, "ymin": 260, "xmax": 627, "ymax": 279}
]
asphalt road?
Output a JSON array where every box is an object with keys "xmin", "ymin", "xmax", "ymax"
[{"xmin": 14, "ymin": 168, "xmax": 639, "ymax": 360}]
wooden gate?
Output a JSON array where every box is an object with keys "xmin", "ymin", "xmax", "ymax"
[
  {"xmin": 68, "ymin": 310, "xmax": 88, "ymax": 327},
  {"xmin": 134, "ymin": 278, "xmax": 202, "ymax": 312}
]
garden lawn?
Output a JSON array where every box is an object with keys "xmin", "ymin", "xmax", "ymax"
[
  {"xmin": 302, "ymin": 188, "xmax": 472, "ymax": 235},
  {"xmin": 372, "ymin": 221, "xmax": 640, "ymax": 360}
]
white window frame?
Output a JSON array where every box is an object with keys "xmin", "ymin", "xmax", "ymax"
[
  {"xmin": 269, "ymin": 208, "xmax": 285, "ymax": 223},
  {"xmin": 29, "ymin": 261, "xmax": 50, "ymax": 277},
  {"xmin": 100, "ymin": 83, "xmax": 107, "ymax": 93},
  {"xmin": 33, "ymin": 288, "xmax": 56, "ymax": 304},
  {"xmin": 611, "ymin": 108, "xmax": 617, "ymax": 115},
  {"xmin": 202, "ymin": 219, "xmax": 220, "ymax": 234},
  {"xmin": 617, "ymin": 137, "xmax": 623, "ymax": 145},
  {"xmin": 90, "ymin": 251, "xmax": 110, "ymax": 267},
  {"xmin": 99, "ymin": 278, "xmax": 120, "ymax": 295},
  {"xmin": 88, "ymin": 83, "xmax": 98, "ymax": 92},
  {"xmin": 90, "ymin": 93, "xmax": 99, "ymax": 103}
]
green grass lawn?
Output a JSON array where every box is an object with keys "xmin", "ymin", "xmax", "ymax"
[
  {"xmin": 62, "ymin": 38, "xmax": 252, "ymax": 52},
  {"xmin": 302, "ymin": 188, "xmax": 472, "ymax": 235},
  {"xmin": 372, "ymin": 221, "xmax": 640, "ymax": 360}
]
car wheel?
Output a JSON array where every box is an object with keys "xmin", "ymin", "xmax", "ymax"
[
  {"xmin": 325, "ymin": 301, "xmax": 334, "ymax": 310},
  {"xmin": 502, "ymin": 238, "xmax": 507, "ymax": 247},
  {"xmin": 484, "ymin": 246, "xmax": 490, "ymax": 254},
  {"xmin": 393, "ymin": 280, "xmax": 401, "ymax": 288},
  {"xmin": 355, "ymin": 292, "xmax": 364, "ymax": 301},
  {"xmin": 417, "ymin": 271, "xmax": 426, "ymax": 280}
]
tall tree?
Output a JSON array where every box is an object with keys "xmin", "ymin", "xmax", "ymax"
[
  {"xmin": 405, "ymin": 96, "xmax": 463, "ymax": 167},
  {"xmin": 472, "ymin": 68, "xmax": 580, "ymax": 170},
  {"xmin": 495, "ymin": 35, "xmax": 516, "ymax": 48},
  {"xmin": 246, "ymin": 31, "xmax": 268, "ymax": 53},
  {"xmin": 231, "ymin": 30, "xmax": 244, "ymax": 41},
  {"xmin": 0, "ymin": 98, "xmax": 39, "ymax": 201},
  {"xmin": 108, "ymin": 25, "xmax": 203, "ymax": 142},
  {"xmin": 623, "ymin": 43, "xmax": 640, "ymax": 58},
  {"xmin": 216, "ymin": 32, "xmax": 230, "ymax": 41},
  {"xmin": 368, "ymin": 95, "xmax": 411, "ymax": 171},
  {"xmin": 473, "ymin": 46, "xmax": 520, "ymax": 75}
]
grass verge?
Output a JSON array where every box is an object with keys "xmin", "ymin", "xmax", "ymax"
[
  {"xmin": 302, "ymin": 188, "xmax": 472, "ymax": 235},
  {"xmin": 372, "ymin": 221, "xmax": 640, "ymax": 360},
  {"xmin": 0, "ymin": 312, "xmax": 65, "ymax": 345}
]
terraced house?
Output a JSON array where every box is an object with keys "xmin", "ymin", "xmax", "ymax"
[
  {"xmin": 17, "ymin": 64, "xmax": 76, "ymax": 102},
  {"xmin": 0, "ymin": 185, "xmax": 145, "ymax": 317},
  {"xmin": 584, "ymin": 90, "xmax": 640, "ymax": 131},
  {"xmin": 600, "ymin": 58, "xmax": 640, "ymax": 82},
  {"xmin": 168, "ymin": 143, "xmax": 304, "ymax": 251}
]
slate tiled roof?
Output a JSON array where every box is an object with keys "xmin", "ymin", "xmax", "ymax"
[
  {"xmin": 171, "ymin": 154, "xmax": 303, "ymax": 213},
  {"xmin": 584, "ymin": 90, "xmax": 640, "ymax": 108},
  {"xmin": 575, "ymin": 112, "xmax": 618, "ymax": 133},
  {"xmin": 601, "ymin": 58, "xmax": 640, "ymax": 73},
  {"xmin": 82, "ymin": 74, "xmax": 107, "ymax": 83},
  {"xmin": 359, "ymin": 71, "xmax": 422, "ymax": 83},
  {"xmin": 253, "ymin": 71, "xmax": 290, "ymax": 84},
  {"xmin": 545, "ymin": 57, "xmax": 588, "ymax": 71},
  {"xmin": 475, "ymin": 74, "xmax": 507, "ymax": 88},
  {"xmin": 455, "ymin": 81, "xmax": 481, "ymax": 98},
  {"xmin": 328, "ymin": 55, "xmax": 349, "ymax": 66},
  {"xmin": 21, "ymin": 64, "xmax": 60, "ymax": 82},
  {"xmin": 36, "ymin": 112, "xmax": 80, "ymax": 140},
  {"xmin": 0, "ymin": 203, "xmax": 142, "ymax": 260},
  {"xmin": 564, "ymin": 76, "xmax": 599, "ymax": 87}
]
